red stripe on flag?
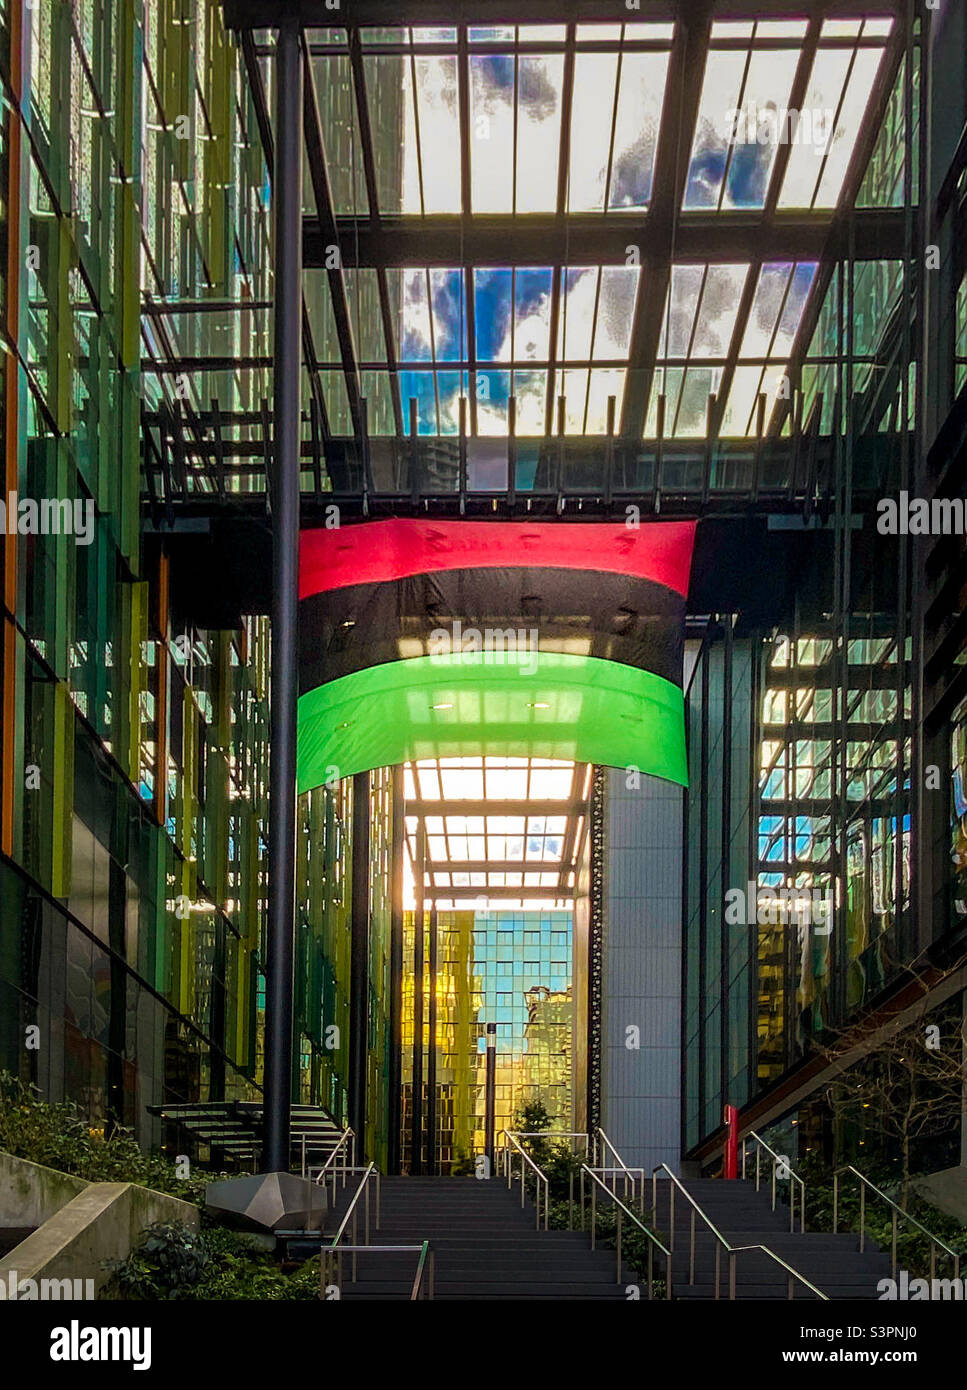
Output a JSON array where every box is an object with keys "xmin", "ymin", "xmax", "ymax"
[{"xmin": 299, "ymin": 519, "xmax": 696, "ymax": 601}]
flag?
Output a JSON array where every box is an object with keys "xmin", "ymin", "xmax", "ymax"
[{"xmin": 297, "ymin": 519, "xmax": 695, "ymax": 790}]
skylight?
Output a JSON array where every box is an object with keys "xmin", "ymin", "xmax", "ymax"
[
  {"xmin": 644, "ymin": 261, "xmax": 818, "ymax": 438},
  {"xmin": 293, "ymin": 14, "xmax": 901, "ymax": 443},
  {"xmin": 403, "ymin": 757, "xmax": 584, "ymax": 908}
]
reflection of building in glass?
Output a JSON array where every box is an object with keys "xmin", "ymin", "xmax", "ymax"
[
  {"xmin": 519, "ymin": 986, "xmax": 572, "ymax": 1128},
  {"xmin": 401, "ymin": 908, "xmax": 574, "ymax": 1172}
]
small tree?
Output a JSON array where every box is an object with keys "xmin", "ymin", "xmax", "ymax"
[
  {"xmin": 513, "ymin": 1098, "xmax": 553, "ymax": 1167},
  {"xmin": 816, "ymin": 957, "xmax": 967, "ymax": 1205}
]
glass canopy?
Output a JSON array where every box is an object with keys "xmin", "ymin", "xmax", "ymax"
[
  {"xmin": 403, "ymin": 757, "xmax": 589, "ymax": 908},
  {"xmin": 145, "ymin": 8, "xmax": 906, "ymax": 471}
]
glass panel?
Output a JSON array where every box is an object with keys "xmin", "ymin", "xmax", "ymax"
[
  {"xmin": 723, "ymin": 48, "xmax": 801, "ymax": 209},
  {"xmin": 311, "ymin": 56, "xmax": 369, "ymax": 215},
  {"xmin": 815, "ymin": 48, "xmax": 886, "ymax": 207},
  {"xmin": 608, "ymin": 51, "xmax": 669, "ymax": 209},
  {"xmin": 592, "ymin": 266, "xmax": 639, "ymax": 359},
  {"xmin": 515, "ymin": 53, "xmax": 564, "ymax": 213},
  {"xmin": 514, "ymin": 269, "xmax": 553, "ymax": 361},
  {"xmin": 568, "ymin": 52, "xmax": 619, "ymax": 211},
  {"xmin": 685, "ymin": 50, "xmax": 748, "ymax": 209},
  {"xmin": 692, "ymin": 264, "xmax": 748, "ymax": 356},
  {"xmin": 413, "ymin": 55, "xmax": 461, "ymax": 213},
  {"xmin": 470, "ymin": 53, "xmax": 515, "ymax": 212}
]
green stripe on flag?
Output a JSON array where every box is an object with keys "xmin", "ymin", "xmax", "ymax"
[{"xmin": 297, "ymin": 650, "xmax": 687, "ymax": 792}]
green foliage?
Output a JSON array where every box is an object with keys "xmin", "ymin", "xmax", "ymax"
[
  {"xmin": 543, "ymin": 1140, "xmax": 585, "ymax": 1198},
  {"xmin": 800, "ymin": 1153, "xmax": 967, "ymax": 1280},
  {"xmin": 108, "ymin": 1223, "xmax": 211, "ymax": 1300},
  {"xmin": 106, "ymin": 1222, "xmax": 321, "ymax": 1301},
  {"xmin": 513, "ymin": 1099, "xmax": 553, "ymax": 1166},
  {"xmin": 547, "ymin": 1194, "xmax": 665, "ymax": 1294},
  {"xmin": 2, "ymin": 1073, "xmax": 326, "ymax": 1300},
  {"xmin": 0, "ymin": 1071, "xmax": 216, "ymax": 1205},
  {"xmin": 450, "ymin": 1149, "xmax": 476, "ymax": 1177}
]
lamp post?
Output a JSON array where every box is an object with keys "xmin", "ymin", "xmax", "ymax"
[{"xmin": 484, "ymin": 1022, "xmax": 497, "ymax": 1174}]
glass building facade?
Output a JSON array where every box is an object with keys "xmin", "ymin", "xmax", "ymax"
[
  {"xmin": 0, "ymin": 2, "xmax": 395, "ymax": 1161},
  {"xmin": 401, "ymin": 906, "xmax": 574, "ymax": 1173},
  {"xmin": 2, "ymin": 0, "xmax": 966, "ymax": 1195}
]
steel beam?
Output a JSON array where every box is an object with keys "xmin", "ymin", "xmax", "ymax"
[
  {"xmin": 349, "ymin": 771, "xmax": 371, "ymax": 1150},
  {"xmin": 224, "ymin": 0, "xmax": 900, "ymax": 29},
  {"xmin": 305, "ymin": 210, "xmax": 905, "ymax": 270},
  {"xmin": 263, "ymin": 14, "xmax": 303, "ymax": 1176}
]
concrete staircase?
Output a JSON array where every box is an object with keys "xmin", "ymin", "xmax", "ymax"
[
  {"xmin": 310, "ymin": 1176, "xmax": 634, "ymax": 1300},
  {"xmin": 651, "ymin": 1177, "xmax": 893, "ymax": 1299}
]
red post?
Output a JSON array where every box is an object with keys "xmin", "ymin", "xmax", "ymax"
[{"xmin": 723, "ymin": 1105, "xmax": 739, "ymax": 1179}]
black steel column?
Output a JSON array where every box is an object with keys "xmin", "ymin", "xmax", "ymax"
[
  {"xmin": 426, "ymin": 905, "xmax": 438, "ymax": 1173},
  {"xmin": 410, "ymin": 821, "xmax": 426, "ymax": 1174},
  {"xmin": 349, "ymin": 771, "xmax": 371, "ymax": 1150},
  {"xmin": 263, "ymin": 12, "xmax": 303, "ymax": 1175},
  {"xmin": 387, "ymin": 765, "xmax": 405, "ymax": 1174},
  {"xmin": 484, "ymin": 1022, "xmax": 497, "ymax": 1173}
]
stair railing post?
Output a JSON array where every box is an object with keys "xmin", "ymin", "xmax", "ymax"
[
  {"xmin": 616, "ymin": 1208, "xmax": 623, "ymax": 1284},
  {"xmin": 669, "ymin": 1182, "xmax": 675, "ymax": 1251},
  {"xmin": 891, "ymin": 1208, "xmax": 897, "ymax": 1280},
  {"xmin": 591, "ymin": 1183, "xmax": 597, "ymax": 1250}
]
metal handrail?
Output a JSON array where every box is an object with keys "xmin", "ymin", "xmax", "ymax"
[
  {"xmin": 322, "ymin": 1162, "xmax": 381, "ymax": 1288},
  {"xmin": 833, "ymin": 1164, "xmax": 962, "ymax": 1283},
  {"xmin": 319, "ymin": 1244, "xmax": 434, "ymax": 1301},
  {"xmin": 581, "ymin": 1165, "xmax": 672, "ymax": 1299},
  {"xmin": 499, "ymin": 1131, "xmax": 550, "ymax": 1230},
  {"xmin": 410, "ymin": 1240, "xmax": 435, "ymax": 1300},
  {"xmin": 741, "ymin": 1130, "xmax": 807, "ymax": 1232},
  {"xmin": 508, "ymin": 1130, "xmax": 590, "ymax": 1151},
  {"xmin": 594, "ymin": 1128, "xmax": 646, "ymax": 1211},
  {"xmin": 595, "ymin": 1127, "xmax": 627, "ymax": 1167},
  {"xmin": 312, "ymin": 1126, "xmax": 355, "ymax": 1189},
  {"xmin": 652, "ymin": 1164, "xmax": 829, "ymax": 1300}
]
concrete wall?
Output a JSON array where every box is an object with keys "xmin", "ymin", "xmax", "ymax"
[
  {"xmin": 0, "ymin": 1152, "xmax": 89, "ymax": 1228},
  {"xmin": 601, "ymin": 769, "xmax": 683, "ymax": 1179},
  {"xmin": 0, "ymin": 1152, "xmax": 199, "ymax": 1297}
]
